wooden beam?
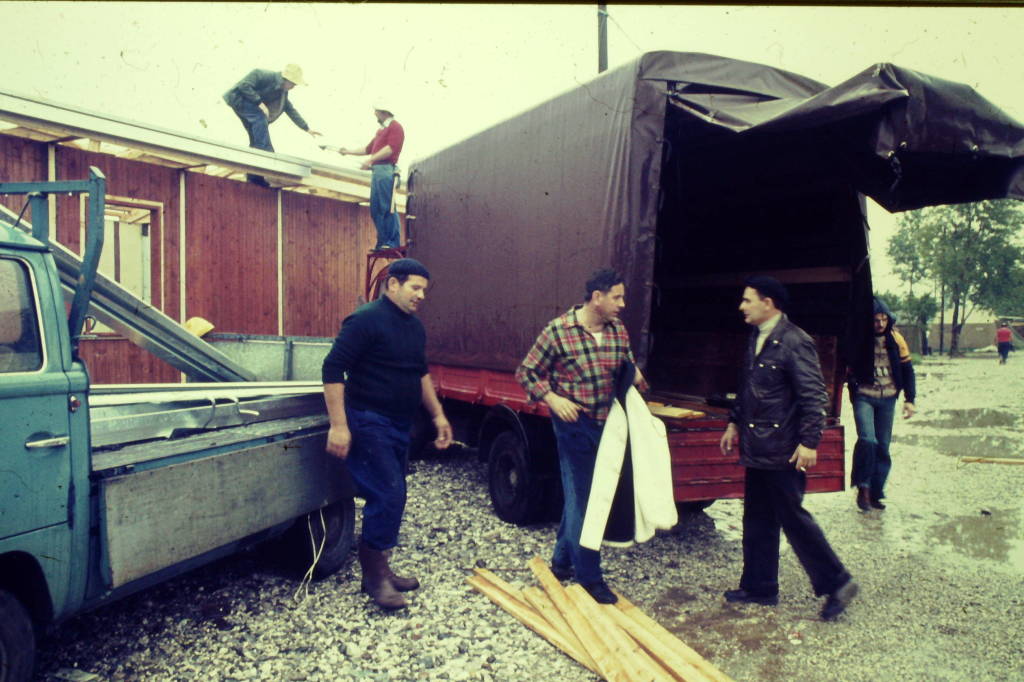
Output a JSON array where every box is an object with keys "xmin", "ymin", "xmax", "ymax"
[
  {"xmin": 566, "ymin": 584, "xmax": 670, "ymax": 682},
  {"xmin": 521, "ymin": 586, "xmax": 597, "ymax": 672},
  {"xmin": 528, "ymin": 556, "xmax": 630, "ymax": 682},
  {"xmin": 614, "ymin": 594, "xmax": 733, "ymax": 682},
  {"xmin": 467, "ymin": 571, "xmax": 597, "ymax": 675},
  {"xmin": 959, "ymin": 457, "xmax": 1024, "ymax": 466},
  {"xmin": 601, "ymin": 603, "xmax": 711, "ymax": 682}
]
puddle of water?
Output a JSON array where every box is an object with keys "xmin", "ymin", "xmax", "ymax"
[
  {"xmin": 899, "ymin": 433, "xmax": 1023, "ymax": 460},
  {"xmin": 913, "ymin": 408, "xmax": 1020, "ymax": 429},
  {"xmin": 928, "ymin": 508, "xmax": 1024, "ymax": 565}
]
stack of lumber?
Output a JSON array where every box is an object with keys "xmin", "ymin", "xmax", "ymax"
[
  {"xmin": 645, "ymin": 402, "xmax": 705, "ymax": 420},
  {"xmin": 467, "ymin": 556, "xmax": 732, "ymax": 682}
]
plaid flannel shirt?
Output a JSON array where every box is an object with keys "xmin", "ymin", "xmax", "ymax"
[{"xmin": 515, "ymin": 305, "xmax": 636, "ymax": 422}]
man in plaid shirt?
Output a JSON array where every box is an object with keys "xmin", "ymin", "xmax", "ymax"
[{"xmin": 516, "ymin": 268, "xmax": 647, "ymax": 604}]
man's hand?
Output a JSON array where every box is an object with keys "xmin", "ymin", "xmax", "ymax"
[
  {"xmin": 259, "ymin": 103, "xmax": 270, "ymax": 118},
  {"xmin": 433, "ymin": 415, "xmax": 453, "ymax": 450},
  {"xmin": 789, "ymin": 444, "xmax": 817, "ymax": 472},
  {"xmin": 360, "ymin": 161, "xmax": 372, "ymax": 171},
  {"xmin": 326, "ymin": 424, "xmax": 352, "ymax": 459},
  {"xmin": 634, "ymin": 369, "xmax": 650, "ymax": 393},
  {"xmin": 903, "ymin": 402, "xmax": 916, "ymax": 419},
  {"xmin": 719, "ymin": 423, "xmax": 738, "ymax": 455},
  {"xmin": 544, "ymin": 392, "xmax": 583, "ymax": 422},
  {"xmin": 307, "ymin": 129, "xmax": 323, "ymax": 138}
]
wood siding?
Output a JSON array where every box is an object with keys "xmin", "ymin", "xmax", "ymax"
[
  {"xmin": 283, "ymin": 192, "xmax": 377, "ymax": 337},
  {"xmin": 185, "ymin": 173, "xmax": 279, "ymax": 335},
  {"xmin": 0, "ymin": 136, "xmax": 46, "ymax": 218}
]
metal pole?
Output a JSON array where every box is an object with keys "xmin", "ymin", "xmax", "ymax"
[{"xmin": 598, "ymin": 4, "xmax": 608, "ymax": 73}]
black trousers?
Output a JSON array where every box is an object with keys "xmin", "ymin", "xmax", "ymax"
[{"xmin": 740, "ymin": 466, "xmax": 850, "ymax": 597}]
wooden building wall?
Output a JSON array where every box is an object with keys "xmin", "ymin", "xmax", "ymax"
[
  {"xmin": 283, "ymin": 192, "xmax": 376, "ymax": 337},
  {"xmin": 0, "ymin": 135, "xmax": 46, "ymax": 216},
  {"xmin": 1, "ymin": 135, "xmax": 375, "ymax": 384}
]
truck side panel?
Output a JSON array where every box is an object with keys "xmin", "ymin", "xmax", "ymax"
[{"xmin": 98, "ymin": 430, "xmax": 341, "ymax": 588}]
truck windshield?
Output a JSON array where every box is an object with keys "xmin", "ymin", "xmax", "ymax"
[{"xmin": 0, "ymin": 258, "xmax": 44, "ymax": 373}]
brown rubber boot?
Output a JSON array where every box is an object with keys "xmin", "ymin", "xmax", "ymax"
[
  {"xmin": 358, "ymin": 541, "xmax": 407, "ymax": 610},
  {"xmin": 383, "ymin": 550, "xmax": 420, "ymax": 592},
  {"xmin": 855, "ymin": 487, "xmax": 871, "ymax": 512}
]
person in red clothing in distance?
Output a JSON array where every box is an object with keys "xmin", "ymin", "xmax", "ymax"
[
  {"xmin": 996, "ymin": 322, "xmax": 1013, "ymax": 365},
  {"xmin": 333, "ymin": 102, "xmax": 405, "ymax": 251}
]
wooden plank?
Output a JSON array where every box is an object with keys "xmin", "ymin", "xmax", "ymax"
[
  {"xmin": 960, "ymin": 457, "xmax": 1024, "ymax": 466},
  {"xmin": 614, "ymin": 595, "xmax": 733, "ymax": 682},
  {"xmin": 566, "ymin": 584, "xmax": 671, "ymax": 682},
  {"xmin": 466, "ymin": 574, "xmax": 598, "ymax": 675},
  {"xmin": 521, "ymin": 586, "xmax": 598, "ymax": 673},
  {"xmin": 602, "ymin": 603, "xmax": 712, "ymax": 682},
  {"xmin": 528, "ymin": 556, "xmax": 630, "ymax": 682}
]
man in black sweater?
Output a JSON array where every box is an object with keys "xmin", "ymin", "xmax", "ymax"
[{"xmin": 322, "ymin": 258, "xmax": 452, "ymax": 610}]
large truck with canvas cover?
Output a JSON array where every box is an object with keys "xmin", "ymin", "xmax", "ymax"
[{"xmin": 403, "ymin": 52, "xmax": 1024, "ymax": 524}]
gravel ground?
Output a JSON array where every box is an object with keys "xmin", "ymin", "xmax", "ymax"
[{"xmin": 35, "ymin": 353, "xmax": 1024, "ymax": 681}]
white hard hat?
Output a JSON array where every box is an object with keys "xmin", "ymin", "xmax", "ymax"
[{"xmin": 372, "ymin": 100, "xmax": 395, "ymax": 115}]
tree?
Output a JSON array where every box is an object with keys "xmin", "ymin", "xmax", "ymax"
[{"xmin": 888, "ymin": 200, "xmax": 1024, "ymax": 356}]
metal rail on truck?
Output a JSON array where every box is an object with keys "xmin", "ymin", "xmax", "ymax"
[
  {"xmin": 0, "ymin": 167, "xmax": 256, "ymax": 382},
  {"xmin": 88, "ymin": 381, "xmax": 324, "ymax": 449}
]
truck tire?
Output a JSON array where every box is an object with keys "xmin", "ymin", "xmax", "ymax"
[
  {"xmin": 487, "ymin": 430, "xmax": 549, "ymax": 526},
  {"xmin": 0, "ymin": 589, "xmax": 35, "ymax": 682},
  {"xmin": 286, "ymin": 497, "xmax": 356, "ymax": 580},
  {"xmin": 677, "ymin": 500, "xmax": 716, "ymax": 514}
]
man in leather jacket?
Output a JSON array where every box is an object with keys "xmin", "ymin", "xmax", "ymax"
[{"xmin": 719, "ymin": 276, "xmax": 858, "ymax": 621}]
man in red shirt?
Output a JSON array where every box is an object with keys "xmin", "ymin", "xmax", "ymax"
[
  {"xmin": 996, "ymin": 322, "xmax": 1013, "ymax": 364},
  {"xmin": 336, "ymin": 103, "xmax": 405, "ymax": 251}
]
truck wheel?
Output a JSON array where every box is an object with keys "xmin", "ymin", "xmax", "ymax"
[
  {"xmin": 677, "ymin": 500, "xmax": 716, "ymax": 514},
  {"xmin": 487, "ymin": 430, "xmax": 548, "ymax": 526},
  {"xmin": 287, "ymin": 497, "xmax": 356, "ymax": 580},
  {"xmin": 0, "ymin": 589, "xmax": 35, "ymax": 682}
]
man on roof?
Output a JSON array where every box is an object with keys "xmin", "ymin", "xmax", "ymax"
[
  {"xmin": 223, "ymin": 64, "xmax": 322, "ymax": 186},
  {"xmin": 332, "ymin": 102, "xmax": 405, "ymax": 252}
]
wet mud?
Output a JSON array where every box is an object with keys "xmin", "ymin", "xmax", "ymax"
[
  {"xmin": 911, "ymin": 408, "xmax": 1020, "ymax": 430},
  {"xmin": 928, "ymin": 508, "xmax": 1024, "ymax": 564}
]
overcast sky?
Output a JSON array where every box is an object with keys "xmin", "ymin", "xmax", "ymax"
[{"xmin": 5, "ymin": 2, "xmax": 1023, "ymax": 293}]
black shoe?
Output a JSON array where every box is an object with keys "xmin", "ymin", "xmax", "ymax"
[
  {"xmin": 550, "ymin": 562, "xmax": 573, "ymax": 581},
  {"xmin": 821, "ymin": 579, "xmax": 859, "ymax": 621},
  {"xmin": 723, "ymin": 588, "xmax": 779, "ymax": 606},
  {"xmin": 581, "ymin": 580, "xmax": 618, "ymax": 604},
  {"xmin": 856, "ymin": 487, "xmax": 871, "ymax": 512},
  {"xmin": 869, "ymin": 495, "xmax": 886, "ymax": 510}
]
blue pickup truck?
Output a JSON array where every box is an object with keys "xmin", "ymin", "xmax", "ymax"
[{"xmin": 0, "ymin": 170, "xmax": 354, "ymax": 681}]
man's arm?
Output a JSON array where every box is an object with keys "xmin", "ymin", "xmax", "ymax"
[
  {"xmin": 420, "ymin": 375, "xmax": 452, "ymax": 449},
  {"xmin": 515, "ymin": 325, "xmax": 583, "ymax": 422},
  {"xmin": 321, "ymin": 312, "xmax": 371, "ymax": 459},
  {"xmin": 323, "ymin": 382, "xmax": 351, "ymax": 459},
  {"xmin": 787, "ymin": 334, "xmax": 828, "ymax": 469},
  {"xmin": 283, "ymin": 99, "xmax": 321, "ymax": 137}
]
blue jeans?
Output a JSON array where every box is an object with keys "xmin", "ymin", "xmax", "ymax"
[
  {"xmin": 551, "ymin": 413, "xmax": 604, "ymax": 585},
  {"xmin": 231, "ymin": 99, "xmax": 274, "ymax": 152},
  {"xmin": 850, "ymin": 394, "xmax": 897, "ymax": 498},
  {"xmin": 370, "ymin": 164, "xmax": 401, "ymax": 248},
  {"xmin": 345, "ymin": 407, "xmax": 411, "ymax": 551}
]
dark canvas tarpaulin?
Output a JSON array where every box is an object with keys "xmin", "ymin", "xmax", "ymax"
[{"xmin": 408, "ymin": 51, "xmax": 1024, "ymax": 373}]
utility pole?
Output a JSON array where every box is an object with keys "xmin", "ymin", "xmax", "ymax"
[{"xmin": 598, "ymin": 4, "xmax": 608, "ymax": 73}]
